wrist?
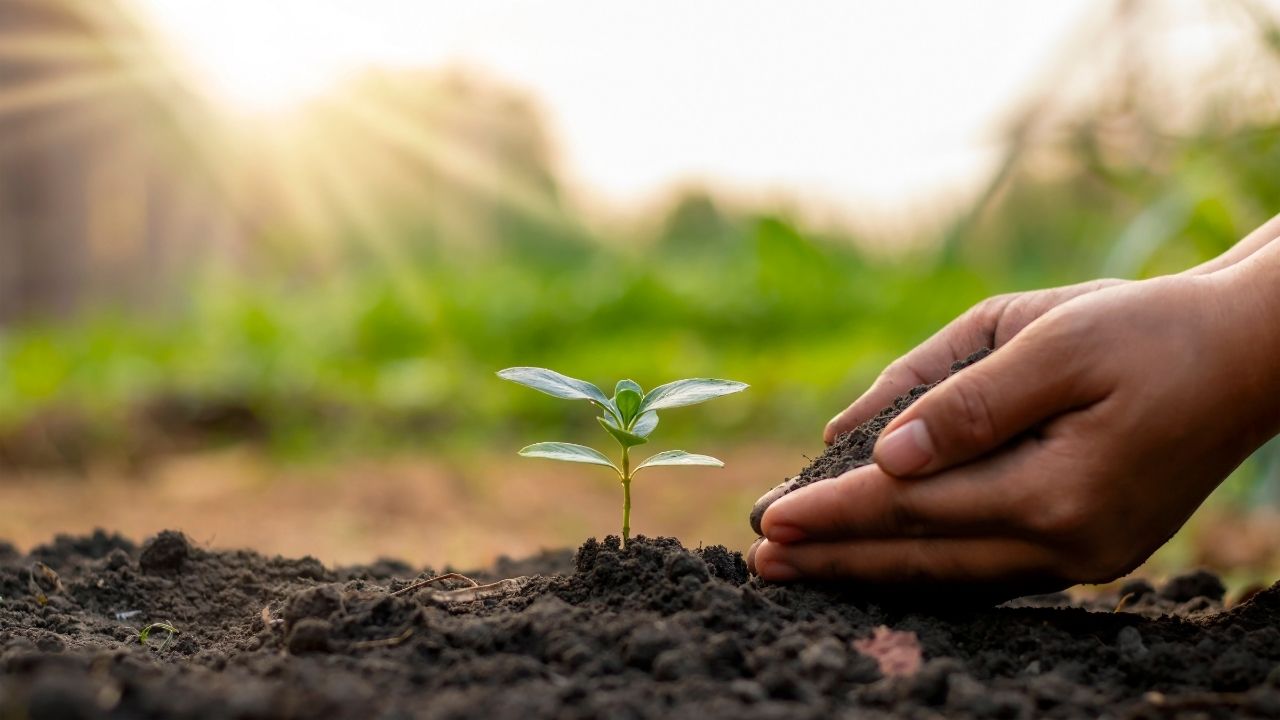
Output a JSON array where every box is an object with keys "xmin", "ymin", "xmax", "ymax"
[{"xmin": 1206, "ymin": 245, "xmax": 1280, "ymax": 439}]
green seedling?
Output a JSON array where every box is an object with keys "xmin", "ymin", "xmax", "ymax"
[
  {"xmin": 498, "ymin": 367, "xmax": 747, "ymax": 544},
  {"xmin": 137, "ymin": 622, "xmax": 179, "ymax": 651}
]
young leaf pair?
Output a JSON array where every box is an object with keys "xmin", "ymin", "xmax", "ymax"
[{"xmin": 497, "ymin": 367, "xmax": 748, "ymax": 543}]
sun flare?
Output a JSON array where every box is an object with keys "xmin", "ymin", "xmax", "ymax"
[{"xmin": 131, "ymin": 0, "xmax": 366, "ymax": 115}]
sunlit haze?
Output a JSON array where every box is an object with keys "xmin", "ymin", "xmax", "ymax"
[
  {"xmin": 5, "ymin": 0, "xmax": 1280, "ymax": 633},
  {"xmin": 132, "ymin": 1, "xmax": 1265, "ymax": 221}
]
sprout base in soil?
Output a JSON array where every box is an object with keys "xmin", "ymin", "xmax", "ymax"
[{"xmin": 498, "ymin": 367, "xmax": 747, "ymax": 544}]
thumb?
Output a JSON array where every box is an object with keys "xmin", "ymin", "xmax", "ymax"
[{"xmin": 872, "ymin": 333, "xmax": 1099, "ymax": 477}]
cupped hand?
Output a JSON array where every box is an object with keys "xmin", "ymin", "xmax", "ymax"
[
  {"xmin": 751, "ymin": 273, "xmax": 1280, "ymax": 595},
  {"xmin": 824, "ymin": 278, "xmax": 1127, "ymax": 444}
]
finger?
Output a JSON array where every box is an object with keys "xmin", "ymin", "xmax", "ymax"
[
  {"xmin": 826, "ymin": 281, "xmax": 1125, "ymax": 445},
  {"xmin": 746, "ymin": 537, "xmax": 763, "ymax": 574},
  {"xmin": 752, "ymin": 535, "xmax": 1057, "ymax": 587},
  {"xmin": 824, "ymin": 357, "xmax": 932, "ymax": 444},
  {"xmin": 749, "ymin": 476, "xmax": 802, "ymax": 535},
  {"xmin": 759, "ymin": 462, "xmax": 1023, "ymax": 542},
  {"xmin": 872, "ymin": 325, "xmax": 1103, "ymax": 477},
  {"xmin": 824, "ymin": 304, "xmax": 1006, "ymax": 443}
]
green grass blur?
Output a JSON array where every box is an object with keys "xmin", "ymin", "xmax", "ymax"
[
  {"xmin": 2, "ymin": 3, "xmax": 1279, "ymax": 508},
  {"xmin": 0, "ymin": 202, "xmax": 994, "ymax": 457}
]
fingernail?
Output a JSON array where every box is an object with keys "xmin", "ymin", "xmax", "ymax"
[
  {"xmin": 764, "ymin": 523, "xmax": 807, "ymax": 544},
  {"xmin": 757, "ymin": 555, "xmax": 800, "ymax": 582},
  {"xmin": 875, "ymin": 419, "xmax": 933, "ymax": 476},
  {"xmin": 747, "ymin": 537, "xmax": 763, "ymax": 575},
  {"xmin": 824, "ymin": 414, "xmax": 842, "ymax": 437}
]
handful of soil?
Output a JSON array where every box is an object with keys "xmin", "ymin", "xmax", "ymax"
[{"xmin": 750, "ymin": 348, "xmax": 991, "ymax": 535}]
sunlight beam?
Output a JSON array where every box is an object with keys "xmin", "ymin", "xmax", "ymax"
[{"xmin": 130, "ymin": 0, "xmax": 366, "ymax": 116}]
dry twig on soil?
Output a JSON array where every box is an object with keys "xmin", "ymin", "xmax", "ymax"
[{"xmin": 391, "ymin": 573, "xmax": 532, "ymax": 603}]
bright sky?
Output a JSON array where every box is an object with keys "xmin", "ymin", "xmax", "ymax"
[{"xmin": 130, "ymin": 1, "xmax": 1262, "ymax": 223}]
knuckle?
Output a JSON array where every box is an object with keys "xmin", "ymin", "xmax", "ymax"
[
  {"xmin": 829, "ymin": 470, "xmax": 882, "ymax": 534},
  {"xmin": 945, "ymin": 377, "xmax": 1000, "ymax": 451},
  {"xmin": 972, "ymin": 294, "xmax": 1008, "ymax": 322},
  {"xmin": 879, "ymin": 358, "xmax": 912, "ymax": 387},
  {"xmin": 821, "ymin": 552, "xmax": 854, "ymax": 580},
  {"xmin": 923, "ymin": 540, "xmax": 969, "ymax": 581},
  {"xmin": 1039, "ymin": 304, "xmax": 1092, "ymax": 347},
  {"xmin": 970, "ymin": 294, "xmax": 1013, "ymax": 332},
  {"xmin": 962, "ymin": 296, "xmax": 994, "ymax": 323},
  {"xmin": 886, "ymin": 494, "xmax": 922, "ymax": 536},
  {"xmin": 902, "ymin": 540, "xmax": 943, "ymax": 583}
]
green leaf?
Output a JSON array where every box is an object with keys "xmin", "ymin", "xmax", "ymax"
[
  {"xmin": 497, "ymin": 367, "xmax": 611, "ymax": 407},
  {"xmin": 599, "ymin": 399, "xmax": 624, "ymax": 426},
  {"xmin": 615, "ymin": 379, "xmax": 643, "ymax": 396},
  {"xmin": 518, "ymin": 442, "xmax": 619, "ymax": 472},
  {"xmin": 598, "ymin": 417, "xmax": 648, "ymax": 447},
  {"xmin": 632, "ymin": 411, "xmax": 659, "ymax": 437},
  {"xmin": 635, "ymin": 450, "xmax": 724, "ymax": 470},
  {"xmin": 639, "ymin": 378, "xmax": 748, "ymax": 413},
  {"xmin": 614, "ymin": 388, "xmax": 642, "ymax": 424}
]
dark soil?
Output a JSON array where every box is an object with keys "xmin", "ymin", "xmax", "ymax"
[
  {"xmin": 751, "ymin": 347, "xmax": 991, "ymax": 534},
  {"xmin": 3, "ymin": 528, "xmax": 1280, "ymax": 719}
]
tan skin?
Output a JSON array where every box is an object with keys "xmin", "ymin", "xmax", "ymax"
[{"xmin": 748, "ymin": 214, "xmax": 1280, "ymax": 597}]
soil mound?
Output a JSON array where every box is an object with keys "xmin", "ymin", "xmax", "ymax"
[{"xmin": 3, "ymin": 530, "xmax": 1280, "ymax": 718}]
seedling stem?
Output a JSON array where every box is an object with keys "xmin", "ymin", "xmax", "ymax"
[
  {"xmin": 498, "ymin": 367, "xmax": 747, "ymax": 545},
  {"xmin": 621, "ymin": 445, "xmax": 632, "ymax": 544}
]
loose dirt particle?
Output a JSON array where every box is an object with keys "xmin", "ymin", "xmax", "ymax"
[
  {"xmin": 286, "ymin": 618, "xmax": 333, "ymax": 654},
  {"xmin": 138, "ymin": 530, "xmax": 190, "ymax": 574},
  {"xmin": 1159, "ymin": 568, "xmax": 1226, "ymax": 603}
]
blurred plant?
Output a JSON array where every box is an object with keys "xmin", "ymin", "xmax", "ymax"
[
  {"xmin": 498, "ymin": 367, "xmax": 746, "ymax": 544},
  {"xmin": 136, "ymin": 621, "xmax": 179, "ymax": 651}
]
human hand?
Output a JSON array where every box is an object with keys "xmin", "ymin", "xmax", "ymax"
[
  {"xmin": 749, "ymin": 279, "xmax": 1127, "ymax": 537},
  {"xmin": 750, "ymin": 273, "xmax": 1280, "ymax": 595},
  {"xmin": 823, "ymin": 278, "xmax": 1126, "ymax": 444}
]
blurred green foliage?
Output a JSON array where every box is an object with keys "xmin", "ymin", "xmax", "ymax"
[
  {"xmin": 2, "ymin": 11, "xmax": 1279, "ymax": 501},
  {"xmin": 0, "ymin": 202, "xmax": 996, "ymax": 459},
  {"xmin": 2, "ymin": 149, "xmax": 1276, "ymax": 466}
]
